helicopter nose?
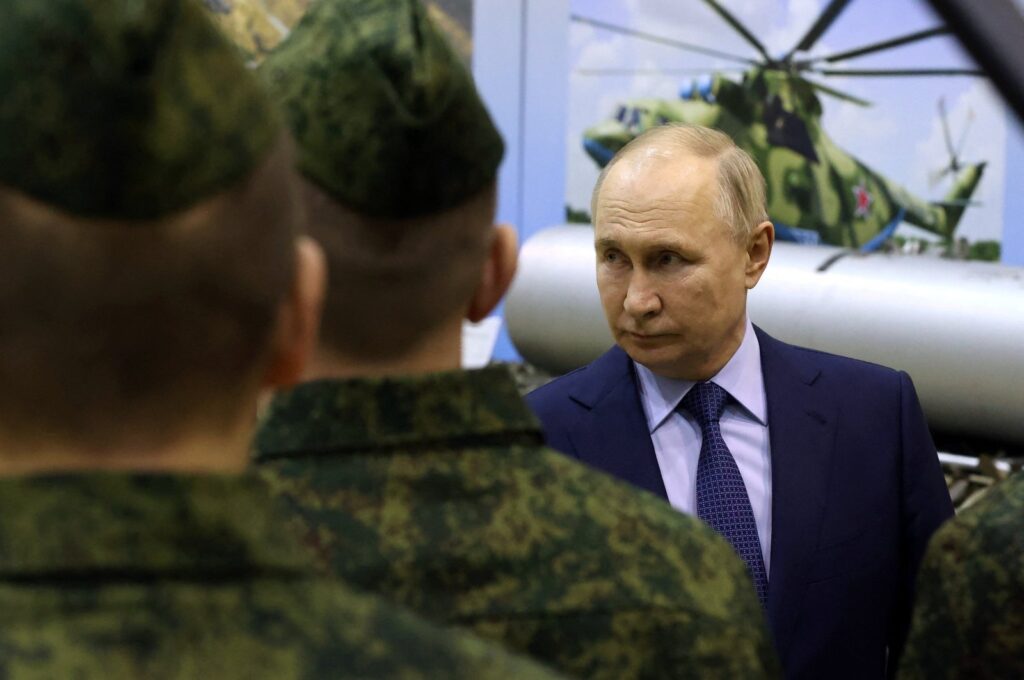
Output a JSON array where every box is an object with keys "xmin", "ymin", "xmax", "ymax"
[{"xmin": 582, "ymin": 121, "xmax": 633, "ymax": 167}]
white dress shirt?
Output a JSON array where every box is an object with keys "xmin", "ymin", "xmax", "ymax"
[{"xmin": 634, "ymin": 319, "xmax": 773, "ymax": 575}]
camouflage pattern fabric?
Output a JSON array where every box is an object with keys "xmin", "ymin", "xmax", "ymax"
[
  {"xmin": 206, "ymin": 0, "xmax": 473, "ymax": 66},
  {"xmin": 0, "ymin": 0, "xmax": 279, "ymax": 219},
  {"xmin": 0, "ymin": 472, "xmax": 562, "ymax": 679},
  {"xmin": 204, "ymin": 0, "xmax": 314, "ymax": 64},
  {"xmin": 899, "ymin": 471, "xmax": 1024, "ymax": 680},
  {"xmin": 255, "ymin": 366, "xmax": 780, "ymax": 680},
  {"xmin": 259, "ymin": 0, "xmax": 504, "ymax": 219},
  {"xmin": 583, "ymin": 79, "xmax": 985, "ymax": 248}
]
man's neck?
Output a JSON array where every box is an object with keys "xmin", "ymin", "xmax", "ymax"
[
  {"xmin": 0, "ymin": 423, "xmax": 253, "ymax": 476},
  {"xmin": 304, "ymin": 322, "xmax": 463, "ymax": 382}
]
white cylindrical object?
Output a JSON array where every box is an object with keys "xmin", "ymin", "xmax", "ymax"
[
  {"xmin": 505, "ymin": 225, "xmax": 1024, "ymax": 443},
  {"xmin": 504, "ymin": 226, "xmax": 612, "ymax": 371}
]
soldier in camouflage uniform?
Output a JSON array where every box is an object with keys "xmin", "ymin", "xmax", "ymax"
[
  {"xmin": 899, "ymin": 471, "xmax": 1024, "ymax": 679},
  {"xmin": 250, "ymin": 0, "xmax": 779, "ymax": 677},
  {"xmin": 0, "ymin": 1, "xmax": 559, "ymax": 677}
]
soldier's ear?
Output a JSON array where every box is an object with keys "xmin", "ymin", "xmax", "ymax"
[
  {"xmin": 745, "ymin": 221, "xmax": 774, "ymax": 290},
  {"xmin": 466, "ymin": 224, "xmax": 518, "ymax": 323},
  {"xmin": 262, "ymin": 236, "xmax": 327, "ymax": 388}
]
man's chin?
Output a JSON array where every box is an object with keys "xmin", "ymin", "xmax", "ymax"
[
  {"xmin": 619, "ymin": 341, "xmax": 677, "ymax": 372},
  {"xmin": 618, "ymin": 340, "xmax": 702, "ymax": 380}
]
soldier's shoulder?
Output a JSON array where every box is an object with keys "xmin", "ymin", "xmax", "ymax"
[
  {"xmin": 906, "ymin": 473, "xmax": 1024, "ymax": 679},
  {"xmin": 528, "ymin": 443, "xmax": 763, "ymax": 593},
  {"xmin": 0, "ymin": 575, "xmax": 558, "ymax": 679},
  {"xmin": 295, "ymin": 579, "xmax": 562, "ymax": 679},
  {"xmin": 933, "ymin": 471, "xmax": 1024, "ymax": 561}
]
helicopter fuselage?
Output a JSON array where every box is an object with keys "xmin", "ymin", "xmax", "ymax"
[{"xmin": 582, "ymin": 74, "xmax": 983, "ymax": 250}]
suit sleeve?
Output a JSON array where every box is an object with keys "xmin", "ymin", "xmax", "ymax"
[{"xmin": 888, "ymin": 371, "xmax": 954, "ymax": 675}]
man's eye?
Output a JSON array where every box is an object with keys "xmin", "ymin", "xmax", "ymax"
[
  {"xmin": 658, "ymin": 252, "xmax": 682, "ymax": 266},
  {"xmin": 604, "ymin": 250, "xmax": 621, "ymax": 263}
]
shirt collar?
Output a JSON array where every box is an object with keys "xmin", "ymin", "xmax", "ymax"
[
  {"xmin": 634, "ymin": 318, "xmax": 767, "ymax": 433},
  {"xmin": 254, "ymin": 365, "xmax": 543, "ymax": 459}
]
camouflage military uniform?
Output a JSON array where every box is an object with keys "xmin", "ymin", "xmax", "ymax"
[
  {"xmin": 255, "ymin": 366, "xmax": 780, "ymax": 680},
  {"xmin": 0, "ymin": 472, "xmax": 561, "ymax": 679},
  {"xmin": 899, "ymin": 471, "xmax": 1024, "ymax": 680}
]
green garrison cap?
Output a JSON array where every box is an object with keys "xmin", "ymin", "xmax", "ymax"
[
  {"xmin": 261, "ymin": 0, "xmax": 504, "ymax": 218},
  {"xmin": 0, "ymin": 0, "xmax": 280, "ymax": 220}
]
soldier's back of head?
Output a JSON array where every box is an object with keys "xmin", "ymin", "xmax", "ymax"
[
  {"xmin": 0, "ymin": 0, "xmax": 295, "ymax": 455},
  {"xmin": 255, "ymin": 0, "xmax": 509, "ymax": 364}
]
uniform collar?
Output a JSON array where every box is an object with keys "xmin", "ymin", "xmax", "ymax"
[
  {"xmin": 254, "ymin": 365, "xmax": 543, "ymax": 459},
  {"xmin": 0, "ymin": 472, "xmax": 309, "ymax": 577},
  {"xmin": 635, "ymin": 318, "xmax": 767, "ymax": 433}
]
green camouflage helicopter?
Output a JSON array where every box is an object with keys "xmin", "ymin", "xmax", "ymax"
[{"xmin": 578, "ymin": 0, "xmax": 986, "ymax": 251}]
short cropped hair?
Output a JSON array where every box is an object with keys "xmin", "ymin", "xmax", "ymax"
[
  {"xmin": 0, "ymin": 140, "xmax": 298, "ymax": 449},
  {"xmin": 592, "ymin": 124, "xmax": 769, "ymax": 242},
  {"xmin": 302, "ymin": 180, "xmax": 495, "ymax": 360}
]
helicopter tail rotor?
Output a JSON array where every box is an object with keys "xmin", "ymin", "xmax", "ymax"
[{"xmin": 929, "ymin": 98, "xmax": 974, "ymax": 188}]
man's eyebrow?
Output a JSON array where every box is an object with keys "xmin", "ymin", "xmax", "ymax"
[{"xmin": 595, "ymin": 237, "xmax": 618, "ymax": 249}]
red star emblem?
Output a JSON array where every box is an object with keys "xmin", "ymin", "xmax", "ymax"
[{"xmin": 853, "ymin": 183, "xmax": 872, "ymax": 218}]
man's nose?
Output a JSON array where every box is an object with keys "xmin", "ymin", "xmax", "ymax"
[{"xmin": 623, "ymin": 272, "xmax": 662, "ymax": 318}]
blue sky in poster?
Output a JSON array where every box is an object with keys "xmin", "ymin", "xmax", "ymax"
[{"xmin": 565, "ymin": 0, "xmax": 1020, "ymax": 244}]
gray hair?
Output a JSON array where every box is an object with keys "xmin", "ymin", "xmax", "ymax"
[{"xmin": 590, "ymin": 123, "xmax": 769, "ymax": 242}]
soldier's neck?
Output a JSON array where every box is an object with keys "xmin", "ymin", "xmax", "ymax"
[
  {"xmin": 0, "ymin": 421, "xmax": 254, "ymax": 476},
  {"xmin": 304, "ymin": 322, "xmax": 463, "ymax": 381}
]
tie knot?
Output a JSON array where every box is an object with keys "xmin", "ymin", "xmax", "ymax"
[{"xmin": 680, "ymin": 381, "xmax": 729, "ymax": 428}]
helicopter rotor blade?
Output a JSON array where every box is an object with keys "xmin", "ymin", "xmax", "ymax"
[
  {"xmin": 698, "ymin": 0, "xmax": 773, "ymax": 63},
  {"xmin": 570, "ymin": 14, "xmax": 758, "ymax": 65},
  {"xmin": 784, "ymin": 0, "xmax": 852, "ymax": 60},
  {"xmin": 954, "ymin": 109, "xmax": 975, "ymax": 159},
  {"xmin": 808, "ymin": 27, "xmax": 950, "ymax": 64},
  {"xmin": 804, "ymin": 77, "xmax": 872, "ymax": 106},
  {"xmin": 812, "ymin": 67, "xmax": 985, "ymax": 77},
  {"xmin": 939, "ymin": 98, "xmax": 957, "ymax": 160},
  {"xmin": 574, "ymin": 68, "xmax": 745, "ymax": 76}
]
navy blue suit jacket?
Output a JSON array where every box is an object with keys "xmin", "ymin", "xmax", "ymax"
[{"xmin": 526, "ymin": 326, "xmax": 953, "ymax": 680}]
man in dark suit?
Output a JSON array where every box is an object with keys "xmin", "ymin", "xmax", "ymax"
[{"xmin": 527, "ymin": 123, "xmax": 953, "ymax": 679}]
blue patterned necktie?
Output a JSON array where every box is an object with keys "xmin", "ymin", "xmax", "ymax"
[{"xmin": 681, "ymin": 381, "xmax": 768, "ymax": 607}]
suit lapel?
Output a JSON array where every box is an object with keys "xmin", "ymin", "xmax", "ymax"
[
  {"xmin": 757, "ymin": 327, "xmax": 837, "ymax": 657},
  {"xmin": 566, "ymin": 347, "xmax": 668, "ymax": 499}
]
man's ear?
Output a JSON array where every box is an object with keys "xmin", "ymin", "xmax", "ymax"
[
  {"xmin": 466, "ymin": 224, "xmax": 518, "ymax": 323},
  {"xmin": 745, "ymin": 220, "xmax": 774, "ymax": 290},
  {"xmin": 262, "ymin": 236, "xmax": 327, "ymax": 388}
]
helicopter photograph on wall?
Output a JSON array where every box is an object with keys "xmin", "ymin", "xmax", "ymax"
[{"xmin": 566, "ymin": 0, "xmax": 1016, "ymax": 256}]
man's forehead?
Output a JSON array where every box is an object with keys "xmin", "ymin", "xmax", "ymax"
[
  {"xmin": 598, "ymin": 156, "xmax": 715, "ymax": 223},
  {"xmin": 604, "ymin": 150, "xmax": 715, "ymax": 200}
]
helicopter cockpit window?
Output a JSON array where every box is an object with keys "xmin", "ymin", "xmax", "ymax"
[
  {"xmin": 628, "ymin": 107, "xmax": 642, "ymax": 130},
  {"xmin": 764, "ymin": 96, "xmax": 818, "ymax": 163},
  {"xmin": 615, "ymin": 105, "xmax": 650, "ymax": 132}
]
